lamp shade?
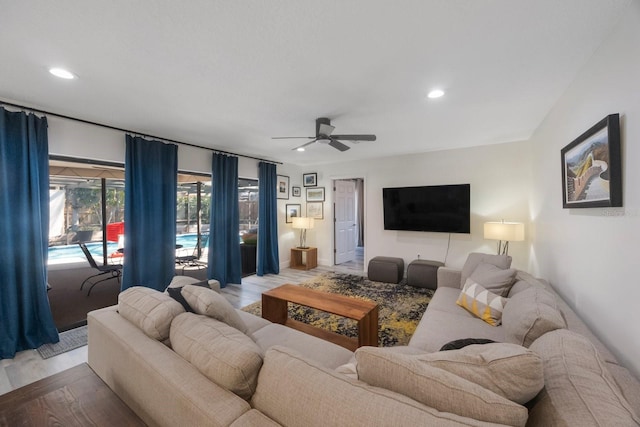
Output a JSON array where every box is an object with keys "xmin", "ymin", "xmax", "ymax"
[
  {"xmin": 484, "ymin": 222, "xmax": 525, "ymax": 241},
  {"xmin": 292, "ymin": 217, "xmax": 315, "ymax": 230}
]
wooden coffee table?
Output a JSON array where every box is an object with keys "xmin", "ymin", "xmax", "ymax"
[{"xmin": 262, "ymin": 284, "xmax": 378, "ymax": 351}]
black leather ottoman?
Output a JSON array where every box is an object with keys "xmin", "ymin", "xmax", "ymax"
[
  {"xmin": 367, "ymin": 256, "xmax": 404, "ymax": 284},
  {"xmin": 407, "ymin": 259, "xmax": 444, "ymax": 289}
]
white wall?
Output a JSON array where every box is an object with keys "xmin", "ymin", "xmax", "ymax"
[
  {"xmin": 528, "ymin": 2, "xmax": 640, "ymax": 378},
  {"xmin": 278, "ymin": 140, "xmax": 532, "ymax": 271},
  {"xmin": 47, "ymin": 115, "xmax": 259, "ymax": 178}
]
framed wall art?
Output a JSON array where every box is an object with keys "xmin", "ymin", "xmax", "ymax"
[
  {"xmin": 277, "ymin": 175, "xmax": 290, "ymax": 200},
  {"xmin": 292, "ymin": 186, "xmax": 301, "ymax": 197},
  {"xmin": 303, "ymin": 172, "xmax": 317, "ymax": 187},
  {"xmin": 286, "ymin": 204, "xmax": 301, "ymax": 223},
  {"xmin": 307, "ymin": 202, "xmax": 324, "ymax": 219},
  {"xmin": 306, "ymin": 187, "xmax": 325, "ymax": 202},
  {"xmin": 561, "ymin": 113, "xmax": 621, "ymax": 209}
]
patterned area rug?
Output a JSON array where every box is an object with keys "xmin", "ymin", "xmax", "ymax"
[
  {"xmin": 36, "ymin": 325, "xmax": 87, "ymax": 359},
  {"xmin": 242, "ymin": 272, "xmax": 434, "ymax": 347}
]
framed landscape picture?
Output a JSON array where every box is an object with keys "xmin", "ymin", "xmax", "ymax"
[
  {"xmin": 307, "ymin": 201, "xmax": 323, "ymax": 219},
  {"xmin": 561, "ymin": 114, "xmax": 621, "ymax": 209},
  {"xmin": 306, "ymin": 187, "xmax": 325, "ymax": 202},
  {"xmin": 286, "ymin": 204, "xmax": 301, "ymax": 223},
  {"xmin": 277, "ymin": 175, "xmax": 289, "ymax": 200},
  {"xmin": 303, "ymin": 172, "xmax": 317, "ymax": 187}
]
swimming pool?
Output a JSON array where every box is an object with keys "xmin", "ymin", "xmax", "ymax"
[{"xmin": 48, "ymin": 233, "xmax": 208, "ymax": 265}]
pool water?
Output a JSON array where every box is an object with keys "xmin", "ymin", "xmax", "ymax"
[{"xmin": 48, "ymin": 233, "xmax": 207, "ymax": 264}]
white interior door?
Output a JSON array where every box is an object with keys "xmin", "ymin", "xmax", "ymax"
[{"xmin": 334, "ymin": 180, "xmax": 356, "ymax": 264}]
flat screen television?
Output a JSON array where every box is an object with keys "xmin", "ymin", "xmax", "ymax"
[{"xmin": 382, "ymin": 184, "xmax": 470, "ymax": 233}]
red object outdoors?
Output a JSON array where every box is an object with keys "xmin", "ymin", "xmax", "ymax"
[{"xmin": 106, "ymin": 222, "xmax": 124, "ymax": 242}]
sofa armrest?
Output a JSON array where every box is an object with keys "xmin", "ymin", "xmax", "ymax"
[{"xmin": 437, "ymin": 267, "xmax": 462, "ymax": 289}]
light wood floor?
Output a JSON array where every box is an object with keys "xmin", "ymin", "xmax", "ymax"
[{"xmin": 0, "ymin": 250, "xmax": 364, "ymax": 396}]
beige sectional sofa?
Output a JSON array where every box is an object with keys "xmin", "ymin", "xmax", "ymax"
[{"xmin": 88, "ymin": 255, "xmax": 640, "ymax": 426}]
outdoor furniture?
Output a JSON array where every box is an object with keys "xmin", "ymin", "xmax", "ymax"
[
  {"xmin": 79, "ymin": 243, "xmax": 123, "ymax": 296},
  {"xmin": 175, "ymin": 237, "xmax": 207, "ymax": 274}
]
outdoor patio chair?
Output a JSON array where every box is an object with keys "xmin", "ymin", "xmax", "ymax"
[
  {"xmin": 79, "ymin": 243, "xmax": 123, "ymax": 295},
  {"xmin": 176, "ymin": 237, "xmax": 208, "ymax": 275}
]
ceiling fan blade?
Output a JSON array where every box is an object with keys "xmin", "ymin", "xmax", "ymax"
[
  {"xmin": 331, "ymin": 134, "xmax": 376, "ymax": 141},
  {"xmin": 328, "ymin": 139, "xmax": 350, "ymax": 152},
  {"xmin": 272, "ymin": 136, "xmax": 315, "ymax": 139},
  {"xmin": 318, "ymin": 123, "xmax": 335, "ymax": 136},
  {"xmin": 291, "ymin": 139, "xmax": 318, "ymax": 151}
]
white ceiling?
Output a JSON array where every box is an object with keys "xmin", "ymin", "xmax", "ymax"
[{"xmin": 0, "ymin": 1, "xmax": 632, "ymax": 166}]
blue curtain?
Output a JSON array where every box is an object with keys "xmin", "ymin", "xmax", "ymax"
[
  {"xmin": 208, "ymin": 153, "xmax": 241, "ymax": 287},
  {"xmin": 0, "ymin": 108, "xmax": 59, "ymax": 358},
  {"xmin": 257, "ymin": 162, "xmax": 279, "ymax": 276},
  {"xmin": 122, "ymin": 135, "xmax": 177, "ymax": 292}
]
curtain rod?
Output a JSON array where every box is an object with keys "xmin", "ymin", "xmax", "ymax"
[{"xmin": 0, "ymin": 99, "xmax": 281, "ymax": 165}]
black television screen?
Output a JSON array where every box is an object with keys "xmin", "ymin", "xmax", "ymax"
[{"xmin": 382, "ymin": 184, "xmax": 470, "ymax": 233}]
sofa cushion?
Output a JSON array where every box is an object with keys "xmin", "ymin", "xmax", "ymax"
[
  {"xmin": 502, "ymin": 286, "xmax": 566, "ymax": 347},
  {"xmin": 118, "ymin": 286, "xmax": 184, "ymax": 341},
  {"xmin": 336, "ymin": 346, "xmax": 431, "ymax": 380},
  {"xmin": 409, "ymin": 303, "xmax": 505, "ymax": 353},
  {"xmin": 355, "ymin": 347, "xmax": 528, "ymax": 426},
  {"xmin": 527, "ymin": 329, "xmax": 640, "ymax": 426},
  {"xmin": 181, "ymin": 284, "xmax": 248, "ymax": 334},
  {"xmin": 456, "ymin": 279, "xmax": 507, "ymax": 326},
  {"xmin": 409, "ymin": 343, "xmax": 544, "ymax": 404},
  {"xmin": 469, "ymin": 262, "xmax": 516, "ymax": 297},
  {"xmin": 252, "ymin": 346, "xmax": 499, "ymax": 427},
  {"xmin": 460, "ymin": 252, "xmax": 512, "ymax": 287},
  {"xmin": 229, "ymin": 409, "xmax": 281, "ymax": 427},
  {"xmin": 170, "ymin": 313, "xmax": 263, "ymax": 400},
  {"xmin": 251, "ymin": 323, "xmax": 353, "ymax": 370}
]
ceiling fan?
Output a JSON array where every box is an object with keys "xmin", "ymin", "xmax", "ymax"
[{"xmin": 272, "ymin": 117, "xmax": 376, "ymax": 152}]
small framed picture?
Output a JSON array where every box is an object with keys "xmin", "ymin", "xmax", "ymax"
[
  {"xmin": 286, "ymin": 204, "xmax": 301, "ymax": 223},
  {"xmin": 306, "ymin": 187, "xmax": 325, "ymax": 202},
  {"xmin": 277, "ymin": 175, "xmax": 289, "ymax": 200},
  {"xmin": 307, "ymin": 202, "xmax": 324, "ymax": 219},
  {"xmin": 303, "ymin": 172, "xmax": 317, "ymax": 187},
  {"xmin": 292, "ymin": 186, "xmax": 301, "ymax": 197}
]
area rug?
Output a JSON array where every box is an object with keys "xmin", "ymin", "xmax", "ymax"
[
  {"xmin": 36, "ymin": 325, "xmax": 88, "ymax": 359},
  {"xmin": 242, "ymin": 272, "xmax": 434, "ymax": 347}
]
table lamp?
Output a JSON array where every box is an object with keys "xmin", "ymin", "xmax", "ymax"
[
  {"xmin": 483, "ymin": 220, "xmax": 525, "ymax": 255},
  {"xmin": 292, "ymin": 217, "xmax": 314, "ymax": 249}
]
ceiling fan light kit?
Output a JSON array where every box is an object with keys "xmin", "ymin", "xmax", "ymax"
[{"xmin": 273, "ymin": 117, "xmax": 376, "ymax": 152}]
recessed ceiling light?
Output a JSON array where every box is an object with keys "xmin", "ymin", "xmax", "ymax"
[
  {"xmin": 427, "ymin": 89, "xmax": 445, "ymax": 99},
  {"xmin": 296, "ymin": 147, "xmax": 305, "ymax": 152},
  {"xmin": 49, "ymin": 67, "xmax": 76, "ymax": 79}
]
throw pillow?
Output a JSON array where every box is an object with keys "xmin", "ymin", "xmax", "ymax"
[
  {"xmin": 414, "ymin": 343, "xmax": 544, "ymax": 404},
  {"xmin": 118, "ymin": 286, "xmax": 184, "ymax": 341},
  {"xmin": 528, "ymin": 329, "xmax": 640, "ymax": 425},
  {"xmin": 440, "ymin": 338, "xmax": 496, "ymax": 351},
  {"xmin": 166, "ymin": 287, "xmax": 194, "ymax": 312},
  {"xmin": 252, "ymin": 346, "xmax": 492, "ymax": 426},
  {"xmin": 469, "ymin": 262, "xmax": 516, "ymax": 297},
  {"xmin": 170, "ymin": 313, "xmax": 263, "ymax": 400},
  {"xmin": 166, "ymin": 275, "xmax": 220, "ymax": 292},
  {"xmin": 181, "ymin": 284, "xmax": 248, "ymax": 334},
  {"xmin": 456, "ymin": 279, "xmax": 507, "ymax": 326},
  {"xmin": 355, "ymin": 347, "xmax": 528, "ymax": 426},
  {"xmin": 502, "ymin": 286, "xmax": 566, "ymax": 347},
  {"xmin": 460, "ymin": 252, "xmax": 512, "ymax": 287}
]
